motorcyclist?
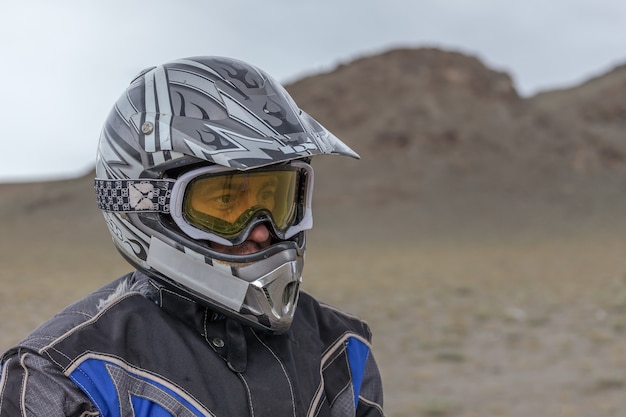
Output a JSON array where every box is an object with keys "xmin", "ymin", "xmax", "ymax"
[{"xmin": 0, "ymin": 56, "xmax": 385, "ymax": 417}]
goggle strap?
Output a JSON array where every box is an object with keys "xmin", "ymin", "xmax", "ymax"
[{"xmin": 94, "ymin": 178, "xmax": 175, "ymax": 213}]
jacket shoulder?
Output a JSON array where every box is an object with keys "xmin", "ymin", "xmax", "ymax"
[
  {"xmin": 4, "ymin": 272, "xmax": 143, "ymax": 357},
  {"xmin": 295, "ymin": 291, "xmax": 373, "ymax": 344}
]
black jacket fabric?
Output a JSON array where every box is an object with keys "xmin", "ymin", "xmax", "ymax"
[{"xmin": 0, "ymin": 272, "xmax": 384, "ymax": 417}]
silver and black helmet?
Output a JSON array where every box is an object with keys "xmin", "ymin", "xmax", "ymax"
[{"xmin": 94, "ymin": 56, "xmax": 358, "ymax": 333}]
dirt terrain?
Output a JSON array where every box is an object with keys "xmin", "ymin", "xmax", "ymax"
[{"xmin": 2, "ymin": 48, "xmax": 626, "ymax": 417}]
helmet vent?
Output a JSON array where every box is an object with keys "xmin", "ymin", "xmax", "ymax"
[
  {"xmin": 283, "ymin": 282, "xmax": 299, "ymax": 306},
  {"xmin": 262, "ymin": 287, "xmax": 274, "ymax": 308}
]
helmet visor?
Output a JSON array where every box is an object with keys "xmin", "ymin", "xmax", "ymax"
[{"xmin": 170, "ymin": 161, "xmax": 313, "ymax": 246}]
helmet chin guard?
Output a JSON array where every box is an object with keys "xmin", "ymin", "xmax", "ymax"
[
  {"xmin": 95, "ymin": 56, "xmax": 358, "ymax": 333},
  {"xmin": 145, "ymin": 235, "xmax": 303, "ymax": 333}
]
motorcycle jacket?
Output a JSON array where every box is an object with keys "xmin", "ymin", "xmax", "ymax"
[{"xmin": 0, "ymin": 272, "xmax": 385, "ymax": 417}]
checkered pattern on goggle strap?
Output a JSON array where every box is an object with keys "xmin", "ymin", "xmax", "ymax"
[{"xmin": 94, "ymin": 179, "xmax": 175, "ymax": 213}]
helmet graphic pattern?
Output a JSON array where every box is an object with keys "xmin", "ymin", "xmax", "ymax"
[{"xmin": 98, "ymin": 56, "xmax": 358, "ymax": 183}]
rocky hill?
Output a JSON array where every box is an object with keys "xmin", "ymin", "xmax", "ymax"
[
  {"xmin": 286, "ymin": 48, "xmax": 626, "ymax": 241},
  {"xmin": 287, "ymin": 48, "xmax": 626, "ymax": 201}
]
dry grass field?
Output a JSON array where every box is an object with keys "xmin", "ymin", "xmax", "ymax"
[
  {"xmin": 305, "ymin": 197, "xmax": 626, "ymax": 417},
  {"xmin": 307, "ymin": 235, "xmax": 626, "ymax": 417}
]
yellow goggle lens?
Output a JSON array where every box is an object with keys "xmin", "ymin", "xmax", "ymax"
[{"xmin": 183, "ymin": 169, "xmax": 299, "ymax": 238}]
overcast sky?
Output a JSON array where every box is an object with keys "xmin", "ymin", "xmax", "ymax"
[{"xmin": 1, "ymin": 0, "xmax": 624, "ymax": 182}]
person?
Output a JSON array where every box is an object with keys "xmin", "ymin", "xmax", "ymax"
[{"xmin": 0, "ymin": 56, "xmax": 385, "ymax": 417}]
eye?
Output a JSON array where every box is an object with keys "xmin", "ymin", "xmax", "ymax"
[
  {"xmin": 192, "ymin": 188, "xmax": 241, "ymax": 212},
  {"xmin": 257, "ymin": 184, "xmax": 277, "ymax": 207},
  {"xmin": 213, "ymin": 193, "xmax": 236, "ymax": 209}
]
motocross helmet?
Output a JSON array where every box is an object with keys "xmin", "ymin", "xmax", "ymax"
[{"xmin": 94, "ymin": 56, "xmax": 359, "ymax": 333}]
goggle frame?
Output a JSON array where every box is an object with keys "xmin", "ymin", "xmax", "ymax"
[{"xmin": 169, "ymin": 161, "xmax": 314, "ymax": 246}]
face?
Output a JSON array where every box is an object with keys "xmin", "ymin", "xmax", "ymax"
[
  {"xmin": 188, "ymin": 174, "xmax": 280, "ymax": 255},
  {"xmin": 173, "ymin": 162, "xmax": 310, "ymax": 251},
  {"xmin": 188, "ymin": 174, "xmax": 279, "ymax": 224}
]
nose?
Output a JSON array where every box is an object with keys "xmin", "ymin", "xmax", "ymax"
[
  {"xmin": 209, "ymin": 222, "xmax": 272, "ymax": 255},
  {"xmin": 248, "ymin": 223, "xmax": 271, "ymax": 243}
]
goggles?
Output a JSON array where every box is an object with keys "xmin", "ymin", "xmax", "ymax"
[
  {"xmin": 95, "ymin": 161, "xmax": 314, "ymax": 246},
  {"xmin": 170, "ymin": 161, "xmax": 313, "ymax": 246}
]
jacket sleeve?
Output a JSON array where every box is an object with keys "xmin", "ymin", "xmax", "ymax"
[
  {"xmin": 356, "ymin": 352, "xmax": 385, "ymax": 417},
  {"xmin": 0, "ymin": 348, "xmax": 98, "ymax": 417}
]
